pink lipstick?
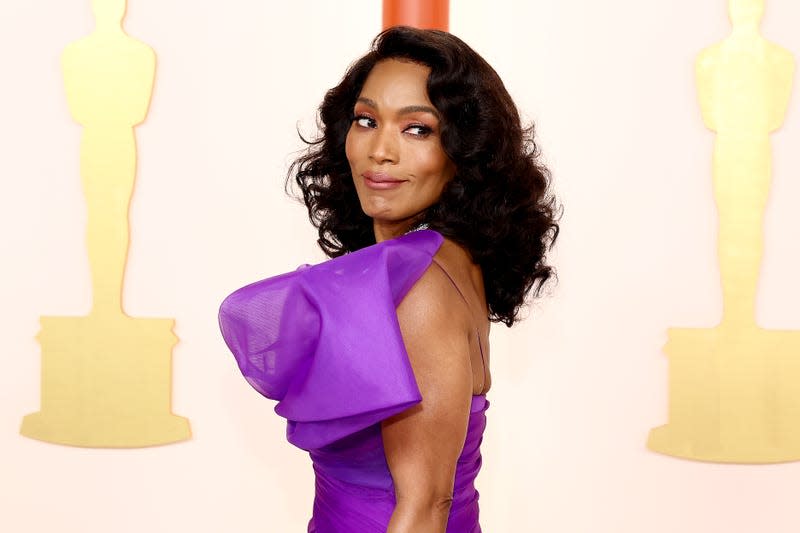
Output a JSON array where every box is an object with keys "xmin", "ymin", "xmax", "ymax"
[{"xmin": 363, "ymin": 171, "xmax": 406, "ymax": 190}]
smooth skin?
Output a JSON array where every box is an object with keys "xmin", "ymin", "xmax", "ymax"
[
  {"xmin": 346, "ymin": 59, "xmax": 455, "ymax": 242},
  {"xmin": 345, "ymin": 59, "xmax": 491, "ymax": 533}
]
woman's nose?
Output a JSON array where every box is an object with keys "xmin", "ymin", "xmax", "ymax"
[{"xmin": 369, "ymin": 127, "xmax": 398, "ymax": 164}]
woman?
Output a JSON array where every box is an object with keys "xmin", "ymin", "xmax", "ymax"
[{"xmin": 219, "ymin": 26, "xmax": 558, "ymax": 533}]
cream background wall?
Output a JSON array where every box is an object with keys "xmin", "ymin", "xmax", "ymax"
[{"xmin": 2, "ymin": 0, "xmax": 800, "ymax": 531}]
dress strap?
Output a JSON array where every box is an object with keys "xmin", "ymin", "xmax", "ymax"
[
  {"xmin": 429, "ymin": 259, "xmax": 488, "ymax": 395},
  {"xmin": 430, "ymin": 258, "xmax": 468, "ymax": 304}
]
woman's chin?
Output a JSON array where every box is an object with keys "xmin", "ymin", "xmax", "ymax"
[{"xmin": 360, "ymin": 201, "xmax": 398, "ymax": 221}]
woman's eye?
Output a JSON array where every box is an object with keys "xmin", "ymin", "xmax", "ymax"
[
  {"xmin": 405, "ymin": 124, "xmax": 432, "ymax": 137},
  {"xmin": 353, "ymin": 115, "xmax": 376, "ymax": 128}
]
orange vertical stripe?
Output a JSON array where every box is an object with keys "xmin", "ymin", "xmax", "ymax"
[{"xmin": 382, "ymin": 0, "xmax": 449, "ymax": 31}]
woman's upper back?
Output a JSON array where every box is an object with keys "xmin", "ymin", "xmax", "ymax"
[{"xmin": 428, "ymin": 237, "xmax": 491, "ymax": 396}]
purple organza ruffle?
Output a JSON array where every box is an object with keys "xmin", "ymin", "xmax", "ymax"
[
  {"xmin": 219, "ymin": 229, "xmax": 486, "ymax": 532},
  {"xmin": 218, "ymin": 229, "xmax": 444, "ymax": 450}
]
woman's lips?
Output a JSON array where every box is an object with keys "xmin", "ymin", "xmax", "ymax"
[{"xmin": 363, "ymin": 171, "xmax": 406, "ymax": 190}]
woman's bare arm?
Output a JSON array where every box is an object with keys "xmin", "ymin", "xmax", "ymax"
[{"xmin": 382, "ymin": 263, "xmax": 473, "ymax": 533}]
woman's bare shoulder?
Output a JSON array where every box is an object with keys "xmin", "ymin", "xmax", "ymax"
[
  {"xmin": 398, "ymin": 253, "xmax": 473, "ymax": 335},
  {"xmin": 432, "ymin": 237, "xmax": 488, "ymax": 315}
]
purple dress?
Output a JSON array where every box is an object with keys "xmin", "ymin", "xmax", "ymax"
[{"xmin": 219, "ymin": 229, "xmax": 488, "ymax": 532}]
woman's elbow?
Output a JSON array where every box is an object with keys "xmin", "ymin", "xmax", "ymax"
[
  {"xmin": 389, "ymin": 494, "xmax": 453, "ymax": 533},
  {"xmin": 434, "ymin": 494, "xmax": 454, "ymax": 514},
  {"xmin": 396, "ymin": 490, "xmax": 454, "ymax": 515}
]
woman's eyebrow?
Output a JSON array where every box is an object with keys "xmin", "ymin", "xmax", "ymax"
[
  {"xmin": 356, "ymin": 97, "xmax": 440, "ymax": 120},
  {"xmin": 398, "ymin": 105, "xmax": 440, "ymax": 119}
]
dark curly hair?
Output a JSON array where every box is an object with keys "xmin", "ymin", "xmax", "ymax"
[{"xmin": 289, "ymin": 26, "xmax": 560, "ymax": 327}]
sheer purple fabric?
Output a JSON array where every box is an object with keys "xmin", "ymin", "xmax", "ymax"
[{"xmin": 219, "ymin": 229, "xmax": 487, "ymax": 532}]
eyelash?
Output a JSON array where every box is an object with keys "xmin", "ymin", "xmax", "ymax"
[
  {"xmin": 405, "ymin": 124, "xmax": 433, "ymax": 137},
  {"xmin": 352, "ymin": 115, "xmax": 376, "ymax": 129},
  {"xmin": 351, "ymin": 114, "xmax": 433, "ymax": 137}
]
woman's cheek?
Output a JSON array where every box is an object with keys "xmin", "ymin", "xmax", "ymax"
[{"xmin": 344, "ymin": 130, "xmax": 354, "ymax": 165}]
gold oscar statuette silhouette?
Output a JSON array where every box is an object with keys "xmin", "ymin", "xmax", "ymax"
[
  {"xmin": 20, "ymin": 0, "xmax": 191, "ymax": 447},
  {"xmin": 648, "ymin": 0, "xmax": 799, "ymax": 463}
]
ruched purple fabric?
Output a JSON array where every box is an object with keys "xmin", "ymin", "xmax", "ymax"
[{"xmin": 219, "ymin": 229, "xmax": 487, "ymax": 532}]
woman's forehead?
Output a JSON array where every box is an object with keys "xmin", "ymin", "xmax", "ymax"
[{"xmin": 358, "ymin": 59, "xmax": 433, "ymax": 109}]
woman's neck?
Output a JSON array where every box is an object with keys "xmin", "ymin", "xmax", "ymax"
[{"xmin": 373, "ymin": 219, "xmax": 428, "ymax": 242}]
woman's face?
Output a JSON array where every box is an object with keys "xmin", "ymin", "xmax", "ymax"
[{"xmin": 345, "ymin": 59, "xmax": 456, "ymax": 238}]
